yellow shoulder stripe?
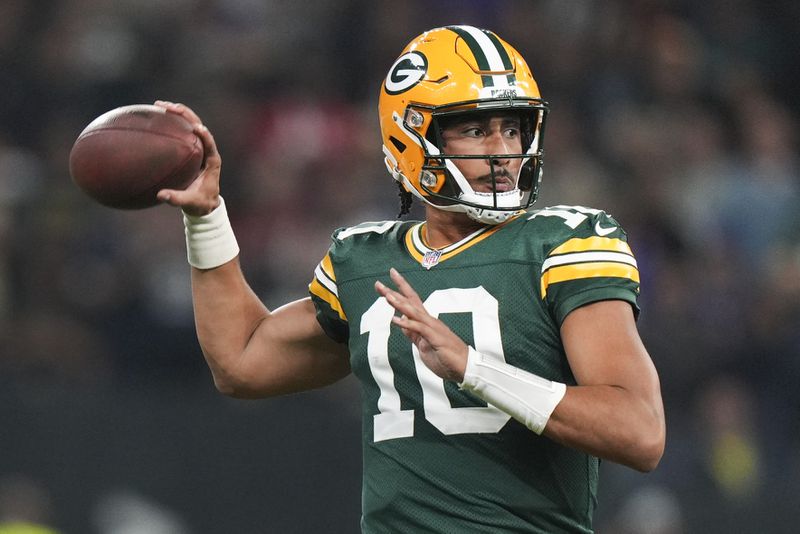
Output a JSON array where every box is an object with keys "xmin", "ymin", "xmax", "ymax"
[
  {"xmin": 550, "ymin": 236, "xmax": 632, "ymax": 256},
  {"xmin": 309, "ymin": 278, "xmax": 347, "ymax": 321},
  {"xmin": 541, "ymin": 262, "xmax": 640, "ymax": 298},
  {"xmin": 320, "ymin": 253, "xmax": 336, "ymax": 280}
]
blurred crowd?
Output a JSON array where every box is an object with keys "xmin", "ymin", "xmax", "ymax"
[{"xmin": 0, "ymin": 0, "xmax": 798, "ymax": 532}]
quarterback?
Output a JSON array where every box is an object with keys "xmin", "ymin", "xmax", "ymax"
[{"xmin": 157, "ymin": 26, "xmax": 665, "ymax": 533}]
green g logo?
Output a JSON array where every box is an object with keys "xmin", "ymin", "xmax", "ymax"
[{"xmin": 385, "ymin": 52, "xmax": 428, "ymax": 95}]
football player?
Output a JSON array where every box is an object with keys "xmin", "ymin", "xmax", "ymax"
[{"xmin": 156, "ymin": 25, "xmax": 665, "ymax": 533}]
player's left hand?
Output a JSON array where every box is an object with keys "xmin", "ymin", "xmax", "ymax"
[{"xmin": 375, "ymin": 268, "xmax": 468, "ymax": 382}]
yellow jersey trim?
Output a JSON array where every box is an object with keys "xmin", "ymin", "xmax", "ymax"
[
  {"xmin": 404, "ymin": 215, "xmax": 521, "ymax": 265},
  {"xmin": 309, "ymin": 278, "xmax": 346, "ymax": 321},
  {"xmin": 542, "ymin": 236, "xmax": 638, "ymax": 298},
  {"xmin": 541, "ymin": 262, "xmax": 640, "ymax": 298},
  {"xmin": 550, "ymin": 236, "xmax": 633, "ymax": 256},
  {"xmin": 320, "ymin": 253, "xmax": 336, "ymax": 280}
]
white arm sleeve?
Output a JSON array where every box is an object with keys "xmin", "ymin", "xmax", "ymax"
[{"xmin": 459, "ymin": 346, "xmax": 567, "ymax": 435}]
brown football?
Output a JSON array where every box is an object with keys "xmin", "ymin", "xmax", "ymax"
[{"xmin": 69, "ymin": 104, "xmax": 203, "ymax": 209}]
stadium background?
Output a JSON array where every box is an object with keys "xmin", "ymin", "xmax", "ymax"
[{"xmin": 1, "ymin": 0, "xmax": 798, "ymax": 532}]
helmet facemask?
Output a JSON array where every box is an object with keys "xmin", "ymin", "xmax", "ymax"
[{"xmin": 398, "ymin": 99, "xmax": 548, "ymax": 224}]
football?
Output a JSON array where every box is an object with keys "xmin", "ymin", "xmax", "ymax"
[{"xmin": 69, "ymin": 104, "xmax": 203, "ymax": 209}]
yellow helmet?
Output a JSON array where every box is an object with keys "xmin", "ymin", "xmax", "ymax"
[{"xmin": 379, "ymin": 25, "xmax": 549, "ymax": 224}]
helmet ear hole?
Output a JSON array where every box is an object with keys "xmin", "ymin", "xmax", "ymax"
[
  {"xmin": 518, "ymin": 162, "xmax": 535, "ymax": 192},
  {"xmin": 389, "ymin": 136, "xmax": 407, "ymax": 153},
  {"xmin": 518, "ymin": 172, "xmax": 532, "ymax": 192}
]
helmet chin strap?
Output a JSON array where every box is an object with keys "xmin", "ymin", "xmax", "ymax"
[
  {"xmin": 396, "ymin": 168, "xmax": 523, "ymax": 224},
  {"xmin": 462, "ymin": 191, "xmax": 522, "ymax": 224},
  {"xmin": 442, "ymin": 154, "xmax": 523, "ymax": 225}
]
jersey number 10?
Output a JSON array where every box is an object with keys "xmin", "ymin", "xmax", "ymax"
[{"xmin": 361, "ymin": 286, "xmax": 511, "ymax": 442}]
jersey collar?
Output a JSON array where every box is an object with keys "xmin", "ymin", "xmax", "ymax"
[{"xmin": 404, "ymin": 215, "xmax": 520, "ymax": 268}]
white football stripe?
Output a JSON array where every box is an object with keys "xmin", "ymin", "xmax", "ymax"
[
  {"xmin": 314, "ymin": 264, "xmax": 338, "ymax": 296},
  {"xmin": 455, "ymin": 25, "xmax": 511, "ymax": 88},
  {"xmin": 456, "ymin": 25, "xmax": 505, "ymax": 71},
  {"xmin": 541, "ymin": 251, "xmax": 637, "ymax": 273}
]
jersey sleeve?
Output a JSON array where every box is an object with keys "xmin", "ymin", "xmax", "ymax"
[
  {"xmin": 308, "ymin": 236, "xmax": 349, "ymax": 344},
  {"xmin": 309, "ymin": 221, "xmax": 405, "ymax": 344},
  {"xmin": 539, "ymin": 208, "xmax": 641, "ymax": 325}
]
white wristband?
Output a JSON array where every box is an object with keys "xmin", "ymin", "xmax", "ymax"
[
  {"xmin": 459, "ymin": 347, "xmax": 567, "ymax": 435},
  {"xmin": 183, "ymin": 196, "xmax": 240, "ymax": 269}
]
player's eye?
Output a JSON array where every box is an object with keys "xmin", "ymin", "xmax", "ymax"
[{"xmin": 462, "ymin": 127, "xmax": 484, "ymax": 138}]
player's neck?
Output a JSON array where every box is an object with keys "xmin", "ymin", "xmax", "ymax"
[{"xmin": 423, "ymin": 207, "xmax": 487, "ymax": 249}]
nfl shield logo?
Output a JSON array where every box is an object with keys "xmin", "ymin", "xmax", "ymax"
[{"xmin": 421, "ymin": 250, "xmax": 442, "ymax": 270}]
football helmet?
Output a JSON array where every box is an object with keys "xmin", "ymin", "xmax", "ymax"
[{"xmin": 379, "ymin": 26, "xmax": 549, "ymax": 224}]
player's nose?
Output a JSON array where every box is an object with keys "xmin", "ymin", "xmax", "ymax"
[{"xmin": 486, "ymin": 132, "xmax": 512, "ymax": 167}]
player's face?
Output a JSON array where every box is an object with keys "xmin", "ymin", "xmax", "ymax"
[{"xmin": 439, "ymin": 112, "xmax": 523, "ymax": 193}]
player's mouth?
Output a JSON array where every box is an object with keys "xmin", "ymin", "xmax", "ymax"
[{"xmin": 473, "ymin": 172, "xmax": 515, "ymax": 193}]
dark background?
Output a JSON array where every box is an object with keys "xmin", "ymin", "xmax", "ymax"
[{"xmin": 1, "ymin": 1, "xmax": 799, "ymax": 532}]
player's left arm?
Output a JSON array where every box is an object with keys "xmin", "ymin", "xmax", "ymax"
[
  {"xmin": 376, "ymin": 268, "xmax": 665, "ymax": 472},
  {"xmin": 545, "ymin": 299, "xmax": 665, "ymax": 472}
]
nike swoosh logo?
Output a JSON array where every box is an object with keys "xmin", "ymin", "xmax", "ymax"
[{"xmin": 594, "ymin": 221, "xmax": 617, "ymax": 236}]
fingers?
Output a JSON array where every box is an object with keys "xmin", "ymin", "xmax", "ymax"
[
  {"xmin": 374, "ymin": 271, "xmax": 433, "ymax": 337},
  {"xmin": 154, "ymin": 100, "xmax": 220, "ymax": 164},
  {"xmin": 154, "ymin": 100, "xmax": 203, "ymax": 126},
  {"xmin": 156, "ymin": 184, "xmax": 217, "ymax": 211},
  {"xmin": 388, "ymin": 268, "xmax": 423, "ymax": 304},
  {"xmin": 157, "ymin": 187, "xmax": 189, "ymax": 208},
  {"xmin": 375, "ymin": 268, "xmax": 470, "ymax": 381},
  {"xmin": 157, "ymin": 162, "xmax": 221, "ymax": 213},
  {"xmin": 390, "ymin": 314, "xmax": 425, "ymax": 341},
  {"xmin": 153, "ymin": 100, "xmax": 222, "ymax": 216},
  {"xmin": 156, "ymin": 185, "xmax": 215, "ymax": 207},
  {"xmin": 376, "ymin": 268, "xmax": 426, "ymax": 323},
  {"xmin": 374, "ymin": 279, "xmax": 421, "ymax": 320},
  {"xmin": 192, "ymin": 123, "xmax": 220, "ymax": 168}
]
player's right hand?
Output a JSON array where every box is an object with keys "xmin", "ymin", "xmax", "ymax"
[
  {"xmin": 375, "ymin": 268, "xmax": 469, "ymax": 382},
  {"xmin": 154, "ymin": 100, "xmax": 222, "ymax": 216}
]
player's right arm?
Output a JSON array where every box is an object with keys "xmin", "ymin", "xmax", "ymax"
[
  {"xmin": 154, "ymin": 100, "xmax": 351, "ymax": 398},
  {"xmin": 191, "ymin": 262, "xmax": 351, "ymax": 398}
]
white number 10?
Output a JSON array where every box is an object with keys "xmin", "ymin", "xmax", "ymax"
[{"xmin": 360, "ymin": 286, "xmax": 510, "ymax": 442}]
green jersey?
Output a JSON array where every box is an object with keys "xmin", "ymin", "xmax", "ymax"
[{"xmin": 309, "ymin": 205, "xmax": 640, "ymax": 533}]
